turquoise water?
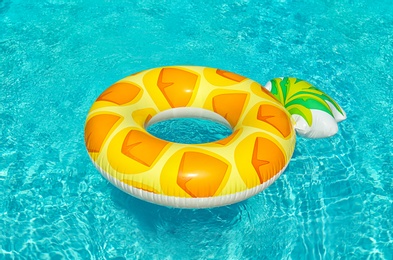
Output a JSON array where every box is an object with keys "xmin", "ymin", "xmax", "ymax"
[
  {"xmin": 147, "ymin": 118, "xmax": 233, "ymax": 144},
  {"xmin": 1, "ymin": 0, "xmax": 392, "ymax": 259}
]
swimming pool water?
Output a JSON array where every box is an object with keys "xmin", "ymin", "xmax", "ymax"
[
  {"xmin": 146, "ymin": 118, "xmax": 233, "ymax": 144},
  {"xmin": 1, "ymin": 0, "xmax": 392, "ymax": 259}
]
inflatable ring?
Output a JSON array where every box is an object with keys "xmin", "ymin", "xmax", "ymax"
[{"xmin": 84, "ymin": 66, "xmax": 296, "ymax": 208}]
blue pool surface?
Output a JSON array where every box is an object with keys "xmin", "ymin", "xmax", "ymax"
[
  {"xmin": 1, "ymin": 0, "xmax": 392, "ymax": 259},
  {"xmin": 147, "ymin": 118, "xmax": 233, "ymax": 144}
]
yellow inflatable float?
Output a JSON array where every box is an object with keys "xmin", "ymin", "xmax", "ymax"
[{"xmin": 84, "ymin": 66, "xmax": 345, "ymax": 208}]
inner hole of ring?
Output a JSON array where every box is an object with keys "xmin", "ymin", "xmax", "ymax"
[{"xmin": 145, "ymin": 107, "xmax": 233, "ymax": 144}]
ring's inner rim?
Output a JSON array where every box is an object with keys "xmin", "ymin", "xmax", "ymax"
[{"xmin": 145, "ymin": 107, "xmax": 233, "ymax": 130}]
